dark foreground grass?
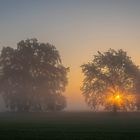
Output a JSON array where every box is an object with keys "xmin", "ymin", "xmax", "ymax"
[{"xmin": 0, "ymin": 112, "xmax": 140, "ymax": 140}]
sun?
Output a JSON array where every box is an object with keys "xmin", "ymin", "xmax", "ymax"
[
  {"xmin": 105, "ymin": 90, "xmax": 137, "ymax": 111},
  {"xmin": 115, "ymin": 95, "xmax": 120, "ymax": 100}
]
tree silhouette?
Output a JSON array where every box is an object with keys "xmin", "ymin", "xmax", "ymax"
[
  {"xmin": 0, "ymin": 39, "xmax": 68, "ymax": 112},
  {"xmin": 81, "ymin": 49, "xmax": 140, "ymax": 112}
]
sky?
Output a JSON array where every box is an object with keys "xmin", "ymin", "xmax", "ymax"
[{"xmin": 0, "ymin": 0, "xmax": 140, "ymax": 111}]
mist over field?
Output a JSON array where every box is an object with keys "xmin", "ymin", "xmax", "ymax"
[{"xmin": 0, "ymin": 0, "xmax": 140, "ymax": 139}]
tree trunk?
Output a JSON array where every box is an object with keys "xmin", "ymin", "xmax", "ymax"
[{"xmin": 113, "ymin": 104, "xmax": 117, "ymax": 113}]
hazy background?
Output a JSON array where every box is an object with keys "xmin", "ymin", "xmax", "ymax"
[{"xmin": 0, "ymin": 0, "xmax": 140, "ymax": 111}]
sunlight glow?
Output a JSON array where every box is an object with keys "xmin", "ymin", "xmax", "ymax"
[
  {"xmin": 115, "ymin": 95, "xmax": 120, "ymax": 100},
  {"xmin": 105, "ymin": 89, "xmax": 137, "ymax": 111}
]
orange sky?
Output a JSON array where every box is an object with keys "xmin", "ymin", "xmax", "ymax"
[{"xmin": 61, "ymin": 40, "xmax": 140, "ymax": 110}]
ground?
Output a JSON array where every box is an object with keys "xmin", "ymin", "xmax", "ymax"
[{"xmin": 0, "ymin": 112, "xmax": 140, "ymax": 139}]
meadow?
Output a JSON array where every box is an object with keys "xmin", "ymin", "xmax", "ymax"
[{"xmin": 0, "ymin": 112, "xmax": 140, "ymax": 139}]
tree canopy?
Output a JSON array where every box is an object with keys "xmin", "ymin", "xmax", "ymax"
[
  {"xmin": 81, "ymin": 49, "xmax": 140, "ymax": 112},
  {"xmin": 0, "ymin": 38, "xmax": 69, "ymax": 112}
]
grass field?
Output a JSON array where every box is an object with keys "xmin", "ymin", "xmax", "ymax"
[{"xmin": 0, "ymin": 112, "xmax": 140, "ymax": 139}]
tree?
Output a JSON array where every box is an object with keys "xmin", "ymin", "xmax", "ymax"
[
  {"xmin": 81, "ymin": 49, "xmax": 140, "ymax": 112},
  {"xmin": 0, "ymin": 39, "xmax": 69, "ymax": 112}
]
